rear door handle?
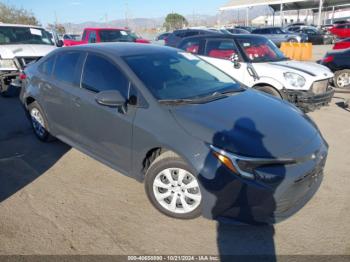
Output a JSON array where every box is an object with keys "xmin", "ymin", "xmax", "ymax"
[{"xmin": 72, "ymin": 96, "xmax": 81, "ymax": 107}]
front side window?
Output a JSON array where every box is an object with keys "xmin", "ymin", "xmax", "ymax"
[
  {"xmin": 237, "ymin": 37, "xmax": 287, "ymax": 62},
  {"xmin": 205, "ymin": 39, "xmax": 239, "ymax": 60},
  {"xmin": 0, "ymin": 26, "xmax": 54, "ymax": 45},
  {"xmin": 53, "ymin": 52, "xmax": 81, "ymax": 84},
  {"xmin": 82, "ymin": 54, "xmax": 128, "ymax": 96},
  {"xmin": 123, "ymin": 51, "xmax": 240, "ymax": 101}
]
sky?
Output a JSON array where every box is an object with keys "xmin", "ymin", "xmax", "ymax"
[{"xmin": 3, "ymin": 0, "xmax": 228, "ymax": 25}]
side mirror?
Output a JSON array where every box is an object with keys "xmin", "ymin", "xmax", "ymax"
[
  {"xmin": 95, "ymin": 90, "xmax": 126, "ymax": 108},
  {"xmin": 57, "ymin": 40, "xmax": 64, "ymax": 47},
  {"xmin": 231, "ymin": 54, "xmax": 241, "ymax": 69}
]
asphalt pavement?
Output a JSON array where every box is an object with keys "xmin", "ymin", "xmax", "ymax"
[{"xmin": 0, "ymin": 93, "xmax": 349, "ymax": 257}]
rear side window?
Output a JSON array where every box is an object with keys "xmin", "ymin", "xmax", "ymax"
[
  {"xmin": 205, "ymin": 39, "xmax": 239, "ymax": 60},
  {"xmin": 81, "ymin": 54, "xmax": 128, "ymax": 96},
  {"xmin": 179, "ymin": 39, "xmax": 200, "ymax": 54},
  {"xmin": 39, "ymin": 55, "xmax": 56, "ymax": 75},
  {"xmin": 53, "ymin": 52, "xmax": 81, "ymax": 85},
  {"xmin": 183, "ymin": 31, "xmax": 199, "ymax": 38}
]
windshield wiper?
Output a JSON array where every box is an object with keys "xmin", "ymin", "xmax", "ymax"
[{"xmin": 158, "ymin": 98, "xmax": 198, "ymax": 105}]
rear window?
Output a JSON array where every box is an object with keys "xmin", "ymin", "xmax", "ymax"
[
  {"xmin": 39, "ymin": 55, "xmax": 56, "ymax": 75},
  {"xmin": 99, "ymin": 30, "xmax": 136, "ymax": 42},
  {"xmin": 53, "ymin": 52, "xmax": 81, "ymax": 85}
]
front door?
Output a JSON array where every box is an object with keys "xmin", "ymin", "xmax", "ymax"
[{"xmin": 69, "ymin": 53, "xmax": 136, "ymax": 173}]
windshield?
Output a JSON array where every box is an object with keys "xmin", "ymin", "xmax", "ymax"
[
  {"xmin": 99, "ymin": 29, "xmax": 136, "ymax": 42},
  {"xmin": 123, "ymin": 52, "xmax": 241, "ymax": 102},
  {"xmin": 237, "ymin": 37, "xmax": 288, "ymax": 62},
  {"xmin": 0, "ymin": 26, "xmax": 54, "ymax": 45}
]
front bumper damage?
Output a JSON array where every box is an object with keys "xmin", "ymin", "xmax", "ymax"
[
  {"xmin": 0, "ymin": 57, "xmax": 33, "ymax": 95},
  {"xmin": 282, "ymin": 85, "xmax": 335, "ymax": 112}
]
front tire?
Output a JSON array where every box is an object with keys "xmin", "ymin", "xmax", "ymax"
[
  {"xmin": 28, "ymin": 101, "xmax": 55, "ymax": 142},
  {"xmin": 254, "ymin": 85, "xmax": 282, "ymax": 99},
  {"xmin": 145, "ymin": 152, "xmax": 202, "ymax": 219},
  {"xmin": 334, "ymin": 70, "xmax": 350, "ymax": 89}
]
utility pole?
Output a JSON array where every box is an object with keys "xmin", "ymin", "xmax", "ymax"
[{"xmin": 317, "ymin": 0, "xmax": 324, "ymax": 28}]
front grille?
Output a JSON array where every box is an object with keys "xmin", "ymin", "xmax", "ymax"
[
  {"xmin": 312, "ymin": 79, "xmax": 330, "ymax": 95},
  {"xmin": 16, "ymin": 57, "xmax": 40, "ymax": 69}
]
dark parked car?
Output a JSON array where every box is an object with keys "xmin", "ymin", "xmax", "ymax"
[
  {"xmin": 155, "ymin": 32, "xmax": 170, "ymax": 41},
  {"xmin": 235, "ymin": 26, "xmax": 256, "ymax": 32},
  {"xmin": 165, "ymin": 29, "xmax": 220, "ymax": 47},
  {"xmin": 20, "ymin": 43, "xmax": 328, "ymax": 224},
  {"xmin": 294, "ymin": 27, "xmax": 334, "ymax": 45},
  {"xmin": 226, "ymin": 28, "xmax": 250, "ymax": 34},
  {"xmin": 319, "ymin": 48, "xmax": 350, "ymax": 89},
  {"xmin": 252, "ymin": 27, "xmax": 307, "ymax": 47}
]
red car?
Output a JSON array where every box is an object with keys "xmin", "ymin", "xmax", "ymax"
[
  {"xmin": 333, "ymin": 38, "xmax": 350, "ymax": 50},
  {"xmin": 64, "ymin": 27, "xmax": 150, "ymax": 46},
  {"xmin": 329, "ymin": 23, "xmax": 350, "ymax": 39}
]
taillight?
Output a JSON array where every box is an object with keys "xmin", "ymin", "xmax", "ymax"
[
  {"xmin": 164, "ymin": 37, "xmax": 168, "ymax": 44},
  {"xmin": 19, "ymin": 72, "xmax": 27, "ymax": 80},
  {"xmin": 322, "ymin": 55, "xmax": 334, "ymax": 63}
]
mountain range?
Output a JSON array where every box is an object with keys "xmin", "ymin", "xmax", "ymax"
[{"xmin": 63, "ymin": 6, "xmax": 272, "ymax": 33}]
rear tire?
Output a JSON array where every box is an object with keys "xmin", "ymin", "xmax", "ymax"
[
  {"xmin": 334, "ymin": 70, "xmax": 350, "ymax": 89},
  {"xmin": 28, "ymin": 101, "xmax": 55, "ymax": 142},
  {"xmin": 145, "ymin": 151, "xmax": 202, "ymax": 219},
  {"xmin": 288, "ymin": 38, "xmax": 298, "ymax": 43},
  {"xmin": 255, "ymin": 85, "xmax": 282, "ymax": 99}
]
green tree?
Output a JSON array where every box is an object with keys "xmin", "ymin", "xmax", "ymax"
[
  {"xmin": 0, "ymin": 3, "xmax": 39, "ymax": 25},
  {"xmin": 163, "ymin": 13, "xmax": 188, "ymax": 31}
]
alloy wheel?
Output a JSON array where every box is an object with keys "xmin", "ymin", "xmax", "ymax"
[
  {"xmin": 336, "ymin": 72, "xmax": 350, "ymax": 89},
  {"xmin": 152, "ymin": 168, "xmax": 201, "ymax": 214},
  {"xmin": 30, "ymin": 107, "xmax": 46, "ymax": 138}
]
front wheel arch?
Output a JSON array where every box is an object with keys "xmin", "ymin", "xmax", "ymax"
[{"xmin": 253, "ymin": 84, "xmax": 283, "ymax": 99}]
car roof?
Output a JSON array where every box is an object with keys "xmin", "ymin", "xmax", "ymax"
[
  {"xmin": 179, "ymin": 33, "xmax": 265, "ymax": 41},
  {"xmin": 58, "ymin": 42, "xmax": 179, "ymax": 57},
  {"xmin": 84, "ymin": 27, "xmax": 129, "ymax": 31},
  {"xmin": 0, "ymin": 23, "xmax": 44, "ymax": 29}
]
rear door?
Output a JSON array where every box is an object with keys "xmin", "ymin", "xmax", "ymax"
[
  {"xmin": 41, "ymin": 51, "xmax": 84, "ymax": 139},
  {"xmin": 69, "ymin": 52, "xmax": 136, "ymax": 173}
]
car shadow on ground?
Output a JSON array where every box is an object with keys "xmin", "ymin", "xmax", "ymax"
[
  {"xmin": 199, "ymin": 118, "xmax": 284, "ymax": 261},
  {"xmin": 0, "ymin": 96, "xmax": 70, "ymax": 203}
]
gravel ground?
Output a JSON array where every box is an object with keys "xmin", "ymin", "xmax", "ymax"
[{"xmin": 0, "ymin": 91, "xmax": 349, "ymax": 257}]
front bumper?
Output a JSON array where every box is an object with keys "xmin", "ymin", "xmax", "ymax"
[
  {"xmin": 282, "ymin": 86, "xmax": 335, "ymax": 112},
  {"xmin": 198, "ymin": 139, "xmax": 328, "ymax": 225}
]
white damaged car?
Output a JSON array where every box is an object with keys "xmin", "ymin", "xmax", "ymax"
[
  {"xmin": 177, "ymin": 34, "xmax": 335, "ymax": 112},
  {"xmin": 0, "ymin": 23, "xmax": 61, "ymax": 96}
]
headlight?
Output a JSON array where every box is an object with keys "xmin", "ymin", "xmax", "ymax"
[
  {"xmin": 0, "ymin": 59, "xmax": 17, "ymax": 70},
  {"xmin": 210, "ymin": 145, "xmax": 296, "ymax": 180},
  {"xmin": 284, "ymin": 72, "xmax": 306, "ymax": 88}
]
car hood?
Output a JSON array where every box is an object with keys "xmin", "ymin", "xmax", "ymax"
[
  {"xmin": 171, "ymin": 90, "xmax": 320, "ymax": 158},
  {"xmin": 265, "ymin": 60, "xmax": 333, "ymax": 77},
  {"xmin": 0, "ymin": 44, "xmax": 56, "ymax": 59}
]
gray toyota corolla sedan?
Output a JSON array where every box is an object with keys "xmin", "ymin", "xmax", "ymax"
[{"xmin": 20, "ymin": 43, "xmax": 328, "ymax": 224}]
